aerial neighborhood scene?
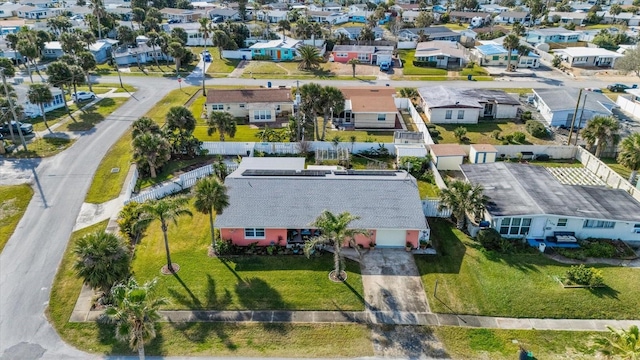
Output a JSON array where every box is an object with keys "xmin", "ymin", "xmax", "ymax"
[{"xmin": 3, "ymin": 0, "xmax": 640, "ymax": 356}]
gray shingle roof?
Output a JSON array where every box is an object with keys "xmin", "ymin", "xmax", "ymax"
[
  {"xmin": 418, "ymin": 86, "xmax": 519, "ymax": 109},
  {"xmin": 533, "ymin": 88, "xmax": 616, "ymax": 113},
  {"xmin": 214, "ymin": 175, "xmax": 428, "ymax": 230},
  {"xmin": 461, "ymin": 162, "xmax": 640, "ymax": 222}
]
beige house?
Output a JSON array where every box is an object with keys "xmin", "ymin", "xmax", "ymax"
[
  {"xmin": 429, "ymin": 144, "xmax": 466, "ymax": 171},
  {"xmin": 336, "ymin": 87, "xmax": 399, "ymax": 129},
  {"xmin": 205, "ymin": 88, "xmax": 294, "ymax": 124}
]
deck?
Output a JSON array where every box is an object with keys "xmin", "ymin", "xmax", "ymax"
[{"xmin": 527, "ymin": 238, "xmax": 580, "ymax": 249}]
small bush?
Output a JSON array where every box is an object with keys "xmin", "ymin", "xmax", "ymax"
[
  {"xmin": 413, "ymin": 60, "xmax": 438, "ymax": 68},
  {"xmin": 521, "ymin": 111, "xmax": 532, "ymax": 122},
  {"xmin": 465, "ymin": 61, "xmax": 476, "ymax": 69},
  {"xmin": 564, "ymin": 265, "xmax": 605, "ymax": 287},
  {"xmin": 512, "ymin": 131, "xmax": 526, "ymax": 144},
  {"xmin": 556, "ymin": 248, "xmax": 587, "ymax": 261},
  {"xmin": 476, "ymin": 228, "xmax": 502, "ymax": 251},
  {"xmin": 492, "ymin": 130, "xmax": 502, "ymax": 140},
  {"xmin": 526, "ymin": 120, "xmax": 547, "ymax": 138},
  {"xmin": 583, "ymin": 240, "xmax": 617, "ymax": 258},
  {"xmin": 503, "ymin": 134, "xmax": 514, "ymax": 144}
]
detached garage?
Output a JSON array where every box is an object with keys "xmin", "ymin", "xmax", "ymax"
[{"xmin": 430, "ymin": 144, "xmax": 467, "ymax": 170}]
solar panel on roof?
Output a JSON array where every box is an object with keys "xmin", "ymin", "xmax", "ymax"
[
  {"xmin": 334, "ymin": 170, "xmax": 399, "ymax": 176},
  {"xmin": 242, "ymin": 169, "xmax": 329, "ymax": 177}
]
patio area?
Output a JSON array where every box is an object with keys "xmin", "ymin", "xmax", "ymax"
[{"xmin": 527, "ymin": 238, "xmax": 580, "ymax": 249}]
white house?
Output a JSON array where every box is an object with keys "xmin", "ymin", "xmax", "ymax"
[
  {"xmin": 461, "ymin": 162, "xmax": 640, "ymax": 242},
  {"xmin": 16, "ymin": 5, "xmax": 62, "ymax": 19},
  {"xmin": 493, "ymin": 11, "xmax": 529, "ymax": 24},
  {"xmin": 532, "ymin": 88, "xmax": 618, "ymax": 128},
  {"xmin": 23, "ymin": 87, "xmax": 66, "ymax": 118},
  {"xmin": 414, "ymin": 40, "xmax": 469, "ymax": 69},
  {"xmin": 0, "ymin": 3, "xmax": 23, "ymax": 18},
  {"xmin": 472, "ymin": 43, "xmax": 540, "ymax": 69},
  {"xmin": 418, "ymin": 86, "xmax": 520, "ymax": 124},
  {"xmin": 554, "ymin": 47, "xmax": 623, "ymax": 69}
]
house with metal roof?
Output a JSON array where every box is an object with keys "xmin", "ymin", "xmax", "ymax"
[
  {"xmin": 249, "ymin": 38, "xmax": 301, "ymax": 61},
  {"xmin": 397, "ymin": 27, "xmax": 462, "ymax": 42},
  {"xmin": 461, "ymin": 162, "xmax": 640, "ymax": 242},
  {"xmin": 334, "ymin": 26, "xmax": 384, "ymax": 40},
  {"xmin": 526, "ymin": 26, "xmax": 581, "ymax": 43},
  {"xmin": 214, "ymin": 157, "xmax": 430, "ymax": 249},
  {"xmin": 414, "ymin": 40, "xmax": 469, "ymax": 69},
  {"xmin": 532, "ymin": 88, "xmax": 618, "ymax": 128},
  {"xmin": 417, "ymin": 86, "xmax": 520, "ymax": 124},
  {"xmin": 472, "ymin": 43, "xmax": 540, "ymax": 69},
  {"xmin": 493, "ymin": 11, "xmax": 530, "ymax": 24},
  {"xmin": 205, "ymin": 88, "xmax": 294, "ymax": 124},
  {"xmin": 554, "ymin": 47, "xmax": 623, "ymax": 69}
]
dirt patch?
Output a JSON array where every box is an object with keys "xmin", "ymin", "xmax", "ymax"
[
  {"xmin": 328, "ymin": 62, "xmax": 381, "ymax": 76},
  {"xmin": 371, "ymin": 325, "xmax": 448, "ymax": 359}
]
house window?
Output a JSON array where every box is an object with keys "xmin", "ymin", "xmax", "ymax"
[
  {"xmin": 377, "ymin": 113, "xmax": 386, "ymax": 121},
  {"xmin": 357, "ymin": 53, "xmax": 369, "ymax": 61},
  {"xmin": 457, "ymin": 110, "xmax": 464, "ymax": 119},
  {"xmin": 211, "ymin": 104, "xmax": 224, "ymax": 110},
  {"xmin": 336, "ymin": 52, "xmax": 347, "ymax": 57},
  {"xmin": 499, "ymin": 218, "xmax": 532, "ymax": 235},
  {"xmin": 634, "ymin": 224, "xmax": 640, "ymax": 233},
  {"xmin": 492, "ymin": 55, "xmax": 499, "ymax": 60},
  {"xmin": 239, "ymin": 104, "xmax": 245, "ymax": 108},
  {"xmin": 445, "ymin": 110, "xmax": 452, "ymax": 119},
  {"xmin": 276, "ymin": 105, "xmax": 281, "ymax": 111},
  {"xmin": 583, "ymin": 219, "xmax": 615, "ymax": 228},
  {"xmin": 245, "ymin": 228, "xmax": 265, "ymax": 238},
  {"xmin": 557, "ymin": 218, "xmax": 567, "ymax": 227},
  {"xmin": 511, "ymin": 55, "xmax": 518, "ymax": 60},
  {"xmin": 253, "ymin": 109, "xmax": 272, "ymax": 120}
]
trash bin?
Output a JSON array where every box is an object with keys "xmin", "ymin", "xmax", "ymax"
[
  {"xmin": 242, "ymin": 55, "xmax": 246, "ymax": 60},
  {"xmin": 267, "ymin": 81, "xmax": 272, "ymax": 88},
  {"xmin": 467, "ymin": 74, "xmax": 472, "ymax": 81}
]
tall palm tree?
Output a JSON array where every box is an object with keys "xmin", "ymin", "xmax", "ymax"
[
  {"xmin": 503, "ymin": 33, "xmax": 520, "ymax": 72},
  {"xmin": 77, "ymin": 51, "xmax": 97, "ymax": 92},
  {"xmin": 317, "ymin": 86, "xmax": 344, "ymax": 141},
  {"xmin": 212, "ymin": 30, "xmax": 229, "ymax": 59},
  {"xmin": 304, "ymin": 211, "xmax": 368, "ymax": 282},
  {"xmin": 73, "ymin": 230, "xmax": 131, "ymax": 298},
  {"xmin": 438, "ymin": 180, "xmax": 488, "ymax": 230},
  {"xmin": 596, "ymin": 325, "xmax": 640, "ymax": 360},
  {"xmin": 46, "ymin": 61, "xmax": 73, "ymax": 119},
  {"xmin": 165, "ymin": 106, "xmax": 196, "ymax": 134},
  {"xmin": 297, "ymin": 44, "xmax": 322, "ymax": 70},
  {"xmin": 193, "ymin": 176, "xmax": 229, "ymax": 252},
  {"xmin": 277, "ymin": 19, "xmax": 290, "ymax": 37},
  {"xmin": 27, "ymin": 84, "xmax": 53, "ymax": 132},
  {"xmin": 105, "ymin": 278, "xmax": 169, "ymax": 360},
  {"xmin": 207, "ymin": 111, "xmax": 237, "ymax": 141},
  {"xmin": 132, "ymin": 117, "xmax": 161, "ymax": 138},
  {"xmin": 617, "ymin": 133, "xmax": 640, "ymax": 184},
  {"xmin": 132, "ymin": 132, "xmax": 171, "ymax": 179},
  {"xmin": 198, "ymin": 17, "xmax": 212, "ymax": 96},
  {"xmin": 16, "ymin": 39, "xmax": 37, "ymax": 83},
  {"xmin": 146, "ymin": 31, "xmax": 161, "ymax": 68},
  {"xmin": 136, "ymin": 197, "xmax": 192, "ymax": 273},
  {"xmin": 581, "ymin": 115, "xmax": 620, "ymax": 158},
  {"xmin": 347, "ymin": 58, "xmax": 359, "ymax": 78}
]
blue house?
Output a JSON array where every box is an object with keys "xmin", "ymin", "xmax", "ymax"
[
  {"xmin": 525, "ymin": 27, "xmax": 580, "ymax": 44},
  {"xmin": 249, "ymin": 38, "xmax": 300, "ymax": 61}
]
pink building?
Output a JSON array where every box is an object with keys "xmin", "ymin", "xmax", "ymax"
[
  {"xmin": 330, "ymin": 45, "xmax": 394, "ymax": 65},
  {"xmin": 215, "ymin": 158, "xmax": 429, "ymax": 249}
]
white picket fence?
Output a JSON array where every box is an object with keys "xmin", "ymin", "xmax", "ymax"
[
  {"xmin": 126, "ymin": 164, "xmax": 216, "ymax": 204},
  {"xmin": 203, "ymin": 141, "xmax": 399, "ymax": 156},
  {"xmin": 201, "ymin": 142, "xmax": 253, "ymax": 156}
]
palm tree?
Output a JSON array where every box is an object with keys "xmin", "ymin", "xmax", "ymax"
[
  {"xmin": 132, "ymin": 132, "xmax": 171, "ymax": 179},
  {"xmin": 303, "ymin": 210, "xmax": 368, "ymax": 282},
  {"xmin": 503, "ymin": 33, "xmax": 520, "ymax": 72},
  {"xmin": 297, "ymin": 44, "xmax": 322, "ymax": 70},
  {"xmin": 46, "ymin": 61, "xmax": 73, "ymax": 118},
  {"xmin": 617, "ymin": 133, "xmax": 640, "ymax": 184},
  {"xmin": 212, "ymin": 30, "xmax": 229, "ymax": 59},
  {"xmin": 277, "ymin": 19, "xmax": 291, "ymax": 38},
  {"xmin": 596, "ymin": 325, "xmax": 640, "ymax": 360},
  {"xmin": 347, "ymin": 58, "xmax": 359, "ymax": 77},
  {"xmin": 167, "ymin": 41, "xmax": 186, "ymax": 73},
  {"xmin": 136, "ymin": 197, "xmax": 192, "ymax": 273},
  {"xmin": 317, "ymin": 86, "xmax": 344, "ymax": 141},
  {"xmin": 193, "ymin": 176, "xmax": 229, "ymax": 252},
  {"xmin": 165, "ymin": 106, "xmax": 196, "ymax": 134},
  {"xmin": 146, "ymin": 31, "xmax": 161, "ymax": 68},
  {"xmin": 438, "ymin": 180, "xmax": 487, "ymax": 230},
  {"xmin": 27, "ymin": 84, "xmax": 53, "ymax": 132},
  {"xmin": 207, "ymin": 111, "xmax": 237, "ymax": 141},
  {"xmin": 77, "ymin": 51, "xmax": 97, "ymax": 92},
  {"xmin": 132, "ymin": 117, "xmax": 161, "ymax": 138},
  {"xmin": 105, "ymin": 278, "xmax": 169, "ymax": 360},
  {"xmin": 73, "ymin": 230, "xmax": 131, "ymax": 298},
  {"xmin": 609, "ymin": 4, "xmax": 622, "ymax": 23},
  {"xmin": 581, "ymin": 115, "xmax": 620, "ymax": 158},
  {"xmin": 16, "ymin": 39, "xmax": 37, "ymax": 83}
]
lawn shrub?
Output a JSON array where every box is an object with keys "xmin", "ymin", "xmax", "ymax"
[
  {"xmin": 583, "ymin": 241, "xmax": 616, "ymax": 258},
  {"xmin": 521, "ymin": 111, "xmax": 533, "ymax": 122},
  {"xmin": 526, "ymin": 120, "xmax": 547, "ymax": 138},
  {"xmin": 476, "ymin": 229, "xmax": 502, "ymax": 251},
  {"xmin": 512, "ymin": 131, "xmax": 526, "ymax": 143},
  {"xmin": 564, "ymin": 265, "xmax": 605, "ymax": 287},
  {"xmin": 413, "ymin": 60, "xmax": 438, "ymax": 68}
]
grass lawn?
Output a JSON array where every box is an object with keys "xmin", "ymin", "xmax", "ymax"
[
  {"xmin": 398, "ymin": 51, "xmax": 448, "ymax": 76},
  {"xmin": 189, "ymin": 95, "xmax": 208, "ymax": 120},
  {"xmin": 459, "ymin": 65, "xmax": 489, "ymax": 76},
  {"xmin": 75, "ymin": 83, "xmax": 137, "ymax": 94},
  {"xmin": 432, "ymin": 121, "xmax": 555, "ymax": 145},
  {"xmin": 323, "ymin": 130, "xmax": 395, "ymax": 143},
  {"xmin": 601, "ymin": 157, "xmax": 632, "ymax": 180},
  {"xmin": 59, "ymin": 98, "xmax": 129, "ymax": 132},
  {"xmin": 137, "ymin": 157, "xmax": 214, "ymax": 190},
  {"xmin": 10, "ymin": 137, "xmax": 74, "ymax": 158},
  {"xmin": 241, "ymin": 61, "xmax": 287, "ymax": 75},
  {"xmin": 133, "ymin": 201, "xmax": 365, "ymax": 310},
  {"xmin": 202, "ymin": 48, "xmax": 241, "ymax": 74},
  {"xmin": 417, "ymin": 219, "xmax": 640, "ymax": 319},
  {"xmin": 84, "ymin": 129, "xmax": 132, "ymax": 204},
  {"xmin": 0, "ymin": 184, "xmax": 33, "ymax": 252},
  {"xmin": 194, "ymin": 124, "xmax": 262, "ymax": 142},
  {"xmin": 417, "ymin": 179, "xmax": 440, "ymax": 198},
  {"xmin": 601, "ymin": 89, "xmax": 620, "ymax": 102},
  {"xmin": 48, "ymin": 220, "xmax": 373, "ymax": 357},
  {"xmin": 435, "ymin": 327, "xmax": 601, "ymax": 359},
  {"xmin": 147, "ymin": 87, "xmax": 200, "ymax": 124},
  {"xmin": 443, "ymin": 23, "xmax": 468, "ymax": 31},
  {"xmin": 26, "ymin": 103, "xmax": 82, "ymax": 132}
]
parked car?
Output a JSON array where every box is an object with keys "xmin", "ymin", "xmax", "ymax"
[
  {"xmin": 379, "ymin": 61, "xmax": 391, "ymax": 72},
  {"xmin": 168, "ymin": 18, "xmax": 182, "ymax": 24},
  {"xmin": 607, "ymin": 83, "xmax": 637, "ymax": 92},
  {"xmin": 72, "ymin": 91, "xmax": 96, "ymax": 102},
  {"xmin": 202, "ymin": 50, "xmax": 212, "ymax": 62},
  {"xmin": 0, "ymin": 121, "xmax": 34, "ymax": 135}
]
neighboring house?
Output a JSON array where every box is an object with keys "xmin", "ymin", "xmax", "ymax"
[
  {"xmin": 0, "ymin": 3, "xmax": 23, "ymax": 18},
  {"xmin": 525, "ymin": 27, "xmax": 580, "ymax": 44},
  {"xmin": 214, "ymin": 157, "xmax": 430, "ymax": 249},
  {"xmin": 205, "ymin": 88, "xmax": 294, "ymax": 124},
  {"xmin": 414, "ymin": 40, "xmax": 469, "ymax": 69},
  {"xmin": 106, "ymin": 7, "xmax": 133, "ymax": 21},
  {"xmin": 532, "ymin": 88, "xmax": 617, "ymax": 128},
  {"xmin": 334, "ymin": 26, "xmax": 384, "ymax": 40},
  {"xmin": 23, "ymin": 87, "xmax": 66, "ymax": 117},
  {"xmin": 555, "ymin": 47, "xmax": 623, "ymax": 68},
  {"xmin": 42, "ymin": 41, "xmax": 64, "ymax": 59},
  {"xmin": 448, "ymin": 11, "xmax": 491, "ymax": 24},
  {"xmin": 348, "ymin": 10, "xmax": 375, "ymax": 23},
  {"xmin": 469, "ymin": 144, "xmax": 498, "ymax": 164},
  {"xmin": 330, "ymin": 44, "xmax": 393, "ymax": 65},
  {"xmin": 249, "ymin": 38, "xmax": 300, "ymax": 61},
  {"xmin": 255, "ymin": 9, "xmax": 288, "ymax": 23},
  {"xmin": 493, "ymin": 11, "xmax": 529, "ymax": 24},
  {"xmin": 479, "ymin": 4, "xmax": 509, "ymax": 13},
  {"xmin": 418, "ymin": 86, "xmax": 520, "ymax": 124},
  {"xmin": 349, "ymin": 3, "xmax": 368, "ymax": 12},
  {"xmin": 42, "ymin": 39, "xmax": 116, "ymax": 63},
  {"xmin": 472, "ymin": 43, "xmax": 540, "ymax": 68},
  {"xmin": 597, "ymin": 11, "xmax": 640, "ymax": 25},
  {"xmin": 208, "ymin": 9, "xmax": 240, "ymax": 21},
  {"xmin": 162, "ymin": 22, "xmax": 212, "ymax": 46},
  {"xmin": 308, "ymin": 2, "xmax": 342, "ymax": 12},
  {"xmin": 0, "ymin": 19, "xmax": 27, "ymax": 34},
  {"xmin": 397, "ymin": 26, "xmax": 462, "ymax": 42},
  {"xmin": 336, "ymin": 87, "xmax": 399, "ymax": 129},
  {"xmin": 113, "ymin": 42, "xmax": 172, "ymax": 66},
  {"xmin": 429, "ymin": 144, "xmax": 466, "ymax": 171},
  {"xmin": 461, "ymin": 162, "xmax": 640, "ymax": 242},
  {"xmin": 16, "ymin": 5, "xmax": 62, "ymax": 19},
  {"xmin": 308, "ymin": 11, "xmax": 335, "ymax": 23},
  {"xmin": 546, "ymin": 12, "xmax": 587, "ymax": 25},
  {"xmin": 159, "ymin": 8, "xmax": 204, "ymax": 22},
  {"xmin": 19, "ymin": 0, "xmax": 54, "ymax": 8},
  {"xmin": 401, "ymin": 10, "xmax": 421, "ymax": 23}
]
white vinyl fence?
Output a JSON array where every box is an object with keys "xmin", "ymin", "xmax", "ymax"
[
  {"xmin": 575, "ymin": 147, "xmax": 640, "ymax": 201},
  {"xmin": 395, "ymin": 97, "xmax": 434, "ymax": 145},
  {"xmin": 422, "ymin": 198, "xmax": 452, "ymax": 218},
  {"xmin": 126, "ymin": 164, "xmax": 218, "ymax": 204},
  {"xmin": 201, "ymin": 142, "xmax": 254, "ymax": 156}
]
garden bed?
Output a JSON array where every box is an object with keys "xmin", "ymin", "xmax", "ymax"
[{"xmin": 553, "ymin": 238, "xmax": 637, "ymax": 261}]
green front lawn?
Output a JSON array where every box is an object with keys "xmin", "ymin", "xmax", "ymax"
[
  {"xmin": 137, "ymin": 157, "xmax": 214, "ymax": 190},
  {"xmin": 435, "ymin": 327, "xmax": 600, "ymax": 359},
  {"xmin": 399, "ymin": 51, "xmax": 448, "ymax": 76},
  {"xmin": 459, "ymin": 65, "xmax": 489, "ymax": 76},
  {"xmin": 0, "ymin": 184, "xmax": 33, "ymax": 252},
  {"xmin": 417, "ymin": 219, "xmax": 640, "ymax": 319},
  {"xmin": 59, "ymin": 98, "xmax": 129, "ymax": 132},
  {"xmin": 203, "ymin": 48, "xmax": 241, "ymax": 74},
  {"xmin": 10, "ymin": 137, "xmax": 74, "ymax": 158},
  {"xmin": 84, "ymin": 129, "xmax": 132, "ymax": 204},
  {"xmin": 48, "ymin": 220, "xmax": 373, "ymax": 357},
  {"xmin": 75, "ymin": 83, "xmax": 137, "ymax": 94},
  {"xmin": 133, "ymin": 201, "xmax": 365, "ymax": 310},
  {"xmin": 194, "ymin": 124, "xmax": 262, "ymax": 142},
  {"xmin": 26, "ymin": 103, "xmax": 82, "ymax": 132},
  {"xmin": 432, "ymin": 121, "xmax": 555, "ymax": 145}
]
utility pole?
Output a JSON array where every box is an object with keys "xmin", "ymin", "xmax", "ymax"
[
  {"xmin": 294, "ymin": 80, "xmax": 301, "ymax": 141},
  {"xmin": 1, "ymin": 68, "xmax": 27, "ymax": 151},
  {"xmin": 574, "ymin": 93, "xmax": 588, "ymax": 146},
  {"xmin": 111, "ymin": 47, "xmax": 123, "ymax": 88},
  {"xmin": 567, "ymin": 88, "xmax": 583, "ymax": 145}
]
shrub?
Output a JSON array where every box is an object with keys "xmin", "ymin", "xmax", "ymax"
[
  {"xmin": 521, "ymin": 111, "xmax": 532, "ymax": 122},
  {"xmin": 564, "ymin": 265, "xmax": 605, "ymax": 287},
  {"xmin": 399, "ymin": 156, "xmax": 430, "ymax": 178},
  {"xmin": 503, "ymin": 134, "xmax": 514, "ymax": 144},
  {"xmin": 512, "ymin": 131, "xmax": 526, "ymax": 144},
  {"xmin": 583, "ymin": 240, "xmax": 616, "ymax": 258},
  {"xmin": 552, "ymin": 55, "xmax": 562, "ymax": 68},
  {"xmin": 526, "ymin": 120, "xmax": 547, "ymax": 138},
  {"xmin": 413, "ymin": 60, "xmax": 438, "ymax": 68},
  {"xmin": 556, "ymin": 248, "xmax": 587, "ymax": 261},
  {"xmin": 492, "ymin": 130, "xmax": 502, "ymax": 140},
  {"xmin": 453, "ymin": 126, "xmax": 467, "ymax": 142},
  {"xmin": 465, "ymin": 61, "xmax": 476, "ymax": 69},
  {"xmin": 476, "ymin": 228, "xmax": 502, "ymax": 251}
]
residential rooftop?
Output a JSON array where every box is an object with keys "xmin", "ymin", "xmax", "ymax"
[
  {"xmin": 429, "ymin": 144, "xmax": 467, "ymax": 157},
  {"xmin": 418, "ymin": 86, "xmax": 519, "ymax": 109},
  {"xmin": 206, "ymin": 88, "xmax": 293, "ymax": 104},
  {"xmin": 533, "ymin": 88, "xmax": 617, "ymax": 113}
]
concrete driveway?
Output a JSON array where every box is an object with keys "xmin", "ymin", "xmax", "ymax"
[{"xmin": 360, "ymin": 249, "xmax": 431, "ymax": 325}]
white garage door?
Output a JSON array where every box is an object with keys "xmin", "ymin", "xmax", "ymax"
[{"xmin": 375, "ymin": 229, "xmax": 406, "ymax": 247}]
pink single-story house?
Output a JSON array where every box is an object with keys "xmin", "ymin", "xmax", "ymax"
[
  {"xmin": 215, "ymin": 158, "xmax": 430, "ymax": 249},
  {"xmin": 330, "ymin": 45, "xmax": 394, "ymax": 65}
]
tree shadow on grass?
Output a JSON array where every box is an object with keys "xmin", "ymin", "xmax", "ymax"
[
  {"xmin": 66, "ymin": 98, "xmax": 115, "ymax": 132},
  {"xmin": 96, "ymin": 317, "xmax": 165, "ymax": 356},
  {"xmin": 483, "ymin": 250, "xmax": 542, "ymax": 274},
  {"xmin": 588, "ymin": 285, "xmax": 620, "ymax": 299},
  {"xmin": 168, "ymin": 321, "xmax": 238, "ymax": 351},
  {"xmin": 167, "ymin": 273, "xmax": 232, "ymax": 310},
  {"xmin": 414, "ymin": 219, "xmax": 466, "ymax": 275},
  {"xmin": 235, "ymin": 277, "xmax": 286, "ymax": 310}
]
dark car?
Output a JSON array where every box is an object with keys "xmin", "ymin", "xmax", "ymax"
[
  {"xmin": 0, "ymin": 121, "xmax": 34, "ymax": 135},
  {"xmin": 607, "ymin": 83, "xmax": 636, "ymax": 92}
]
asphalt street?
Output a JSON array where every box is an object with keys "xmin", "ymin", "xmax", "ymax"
[{"xmin": 0, "ymin": 71, "xmax": 627, "ymax": 360}]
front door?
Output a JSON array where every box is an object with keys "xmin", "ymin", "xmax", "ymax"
[
  {"xmin": 528, "ymin": 218, "xmax": 546, "ymax": 238},
  {"xmin": 484, "ymin": 103, "xmax": 494, "ymax": 117},
  {"xmin": 277, "ymin": 50, "xmax": 281, "ymax": 60}
]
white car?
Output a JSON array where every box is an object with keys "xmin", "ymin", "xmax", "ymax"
[{"xmin": 72, "ymin": 91, "xmax": 96, "ymax": 102}]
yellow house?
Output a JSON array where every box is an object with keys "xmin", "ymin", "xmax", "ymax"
[
  {"xmin": 336, "ymin": 87, "xmax": 399, "ymax": 129},
  {"xmin": 205, "ymin": 88, "xmax": 294, "ymax": 124}
]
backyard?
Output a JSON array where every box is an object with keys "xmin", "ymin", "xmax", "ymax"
[
  {"xmin": 0, "ymin": 184, "xmax": 33, "ymax": 252},
  {"xmin": 239, "ymin": 60, "xmax": 377, "ymax": 80},
  {"xmin": 417, "ymin": 219, "xmax": 640, "ymax": 319},
  {"xmin": 431, "ymin": 121, "xmax": 557, "ymax": 145}
]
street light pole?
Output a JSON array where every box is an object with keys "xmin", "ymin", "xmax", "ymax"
[
  {"xmin": 1, "ymin": 68, "xmax": 27, "ymax": 151},
  {"xmin": 574, "ymin": 93, "xmax": 588, "ymax": 146},
  {"xmin": 567, "ymin": 88, "xmax": 583, "ymax": 145}
]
